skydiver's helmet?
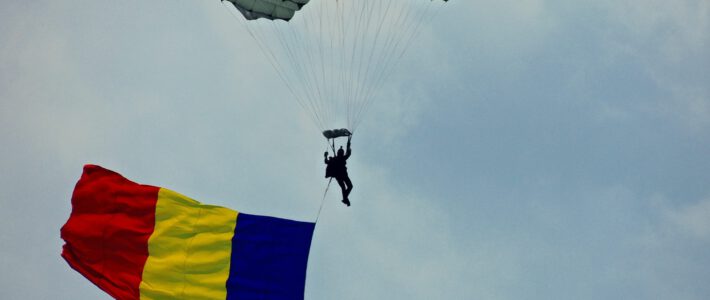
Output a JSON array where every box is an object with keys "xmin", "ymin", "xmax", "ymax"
[{"xmin": 337, "ymin": 146, "xmax": 344, "ymax": 157}]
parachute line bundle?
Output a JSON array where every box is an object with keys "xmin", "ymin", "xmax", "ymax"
[
  {"xmin": 223, "ymin": 0, "xmax": 449, "ymax": 133},
  {"xmin": 60, "ymin": 165, "xmax": 315, "ymax": 300}
]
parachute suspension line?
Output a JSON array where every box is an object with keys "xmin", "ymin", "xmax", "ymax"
[
  {"xmin": 296, "ymin": 8, "xmax": 321, "ymax": 127},
  {"xmin": 341, "ymin": 0, "xmax": 354, "ymax": 130},
  {"xmin": 286, "ymin": 6, "xmax": 347, "ymax": 132},
  {"xmin": 351, "ymin": 0, "xmax": 444, "ymax": 132},
  {"xmin": 317, "ymin": 1, "xmax": 328, "ymax": 128},
  {"xmin": 372, "ymin": 2, "xmax": 424, "ymax": 114},
  {"xmin": 344, "ymin": 0, "xmax": 373, "ymax": 132},
  {"xmin": 330, "ymin": 0, "xmax": 342, "ymax": 133},
  {"xmin": 371, "ymin": 0, "xmax": 444, "ymax": 119},
  {"xmin": 346, "ymin": 0, "xmax": 371, "ymax": 130},
  {"xmin": 350, "ymin": 0, "xmax": 397, "ymax": 132},
  {"xmin": 321, "ymin": 3, "xmax": 335, "ymax": 129},
  {"xmin": 338, "ymin": 0, "xmax": 349, "ymax": 130},
  {"xmin": 397, "ymin": 1, "xmax": 444, "ymax": 61},
  {"xmin": 343, "ymin": 1, "xmax": 370, "ymax": 130},
  {"xmin": 273, "ymin": 19, "xmax": 320, "ymax": 128},
  {"xmin": 300, "ymin": 11, "xmax": 330, "ymax": 129},
  {"xmin": 320, "ymin": 0, "xmax": 433, "ymax": 133},
  {"xmin": 348, "ymin": 0, "xmax": 384, "ymax": 131},
  {"xmin": 268, "ymin": 23, "xmax": 320, "ymax": 128},
  {"xmin": 355, "ymin": 12, "xmax": 408, "ymax": 130},
  {"xmin": 346, "ymin": 0, "xmax": 377, "ymax": 131},
  {"xmin": 315, "ymin": 177, "xmax": 332, "ymax": 223},
  {"xmin": 272, "ymin": 20, "xmax": 327, "ymax": 130},
  {"xmin": 222, "ymin": 2, "xmax": 325, "ymax": 131},
  {"xmin": 238, "ymin": 4, "xmax": 325, "ymax": 130},
  {"xmin": 352, "ymin": 3, "xmax": 422, "ymax": 130},
  {"xmin": 350, "ymin": 0, "xmax": 418, "ymax": 132},
  {"xmin": 316, "ymin": 135, "xmax": 342, "ymax": 223},
  {"xmin": 323, "ymin": 0, "xmax": 337, "ymax": 129},
  {"xmin": 225, "ymin": 0, "xmax": 448, "ymax": 134},
  {"xmin": 321, "ymin": 140, "xmax": 334, "ymax": 222},
  {"xmin": 349, "ymin": 0, "xmax": 378, "ymax": 131},
  {"xmin": 340, "ymin": 0, "xmax": 355, "ymax": 131}
]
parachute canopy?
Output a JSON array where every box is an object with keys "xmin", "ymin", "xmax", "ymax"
[
  {"xmin": 224, "ymin": 0, "xmax": 310, "ymax": 21},
  {"xmin": 222, "ymin": 0, "xmax": 450, "ymax": 136},
  {"xmin": 61, "ymin": 165, "xmax": 314, "ymax": 299}
]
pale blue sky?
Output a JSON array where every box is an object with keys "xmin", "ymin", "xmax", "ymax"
[{"xmin": 1, "ymin": 1, "xmax": 709, "ymax": 299}]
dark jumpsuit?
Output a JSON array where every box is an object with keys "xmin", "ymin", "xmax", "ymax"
[{"xmin": 325, "ymin": 147, "xmax": 353, "ymax": 202}]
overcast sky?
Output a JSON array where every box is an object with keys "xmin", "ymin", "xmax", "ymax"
[{"xmin": 1, "ymin": 0, "xmax": 709, "ymax": 299}]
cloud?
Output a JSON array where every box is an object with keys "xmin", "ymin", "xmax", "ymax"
[
  {"xmin": 618, "ymin": 194, "xmax": 710, "ymax": 300},
  {"xmin": 593, "ymin": 0, "xmax": 710, "ymax": 131},
  {"xmin": 663, "ymin": 197, "xmax": 710, "ymax": 240}
]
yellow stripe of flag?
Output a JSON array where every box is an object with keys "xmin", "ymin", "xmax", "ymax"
[{"xmin": 139, "ymin": 188, "xmax": 238, "ymax": 300}]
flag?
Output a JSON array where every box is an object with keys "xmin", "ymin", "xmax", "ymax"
[{"xmin": 61, "ymin": 164, "xmax": 315, "ymax": 300}]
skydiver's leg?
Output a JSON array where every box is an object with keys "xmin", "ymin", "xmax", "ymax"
[
  {"xmin": 336, "ymin": 177, "xmax": 346, "ymax": 199},
  {"xmin": 336, "ymin": 177, "xmax": 350, "ymax": 206},
  {"xmin": 343, "ymin": 176, "xmax": 353, "ymax": 197}
]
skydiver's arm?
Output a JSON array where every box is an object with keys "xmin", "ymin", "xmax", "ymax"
[{"xmin": 324, "ymin": 152, "xmax": 329, "ymax": 164}]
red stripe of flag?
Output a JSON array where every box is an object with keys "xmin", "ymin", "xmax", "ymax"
[{"xmin": 60, "ymin": 165, "xmax": 159, "ymax": 300}]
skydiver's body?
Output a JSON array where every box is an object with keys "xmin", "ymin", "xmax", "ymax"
[{"xmin": 324, "ymin": 138, "xmax": 353, "ymax": 206}]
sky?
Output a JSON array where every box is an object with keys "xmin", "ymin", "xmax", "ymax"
[{"xmin": 1, "ymin": 0, "xmax": 709, "ymax": 299}]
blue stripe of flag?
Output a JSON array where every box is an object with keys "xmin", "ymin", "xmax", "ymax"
[{"xmin": 227, "ymin": 213, "xmax": 315, "ymax": 300}]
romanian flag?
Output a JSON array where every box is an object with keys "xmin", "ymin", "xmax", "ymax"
[{"xmin": 60, "ymin": 165, "xmax": 315, "ymax": 300}]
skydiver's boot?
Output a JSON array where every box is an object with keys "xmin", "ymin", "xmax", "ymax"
[{"xmin": 342, "ymin": 198, "xmax": 350, "ymax": 207}]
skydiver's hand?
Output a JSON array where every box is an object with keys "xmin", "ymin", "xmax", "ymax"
[{"xmin": 324, "ymin": 151, "xmax": 328, "ymax": 157}]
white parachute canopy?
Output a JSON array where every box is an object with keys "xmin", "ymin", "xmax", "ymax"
[{"xmin": 223, "ymin": 0, "xmax": 449, "ymax": 135}]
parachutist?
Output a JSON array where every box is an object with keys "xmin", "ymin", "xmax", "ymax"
[{"xmin": 324, "ymin": 136, "xmax": 353, "ymax": 206}]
